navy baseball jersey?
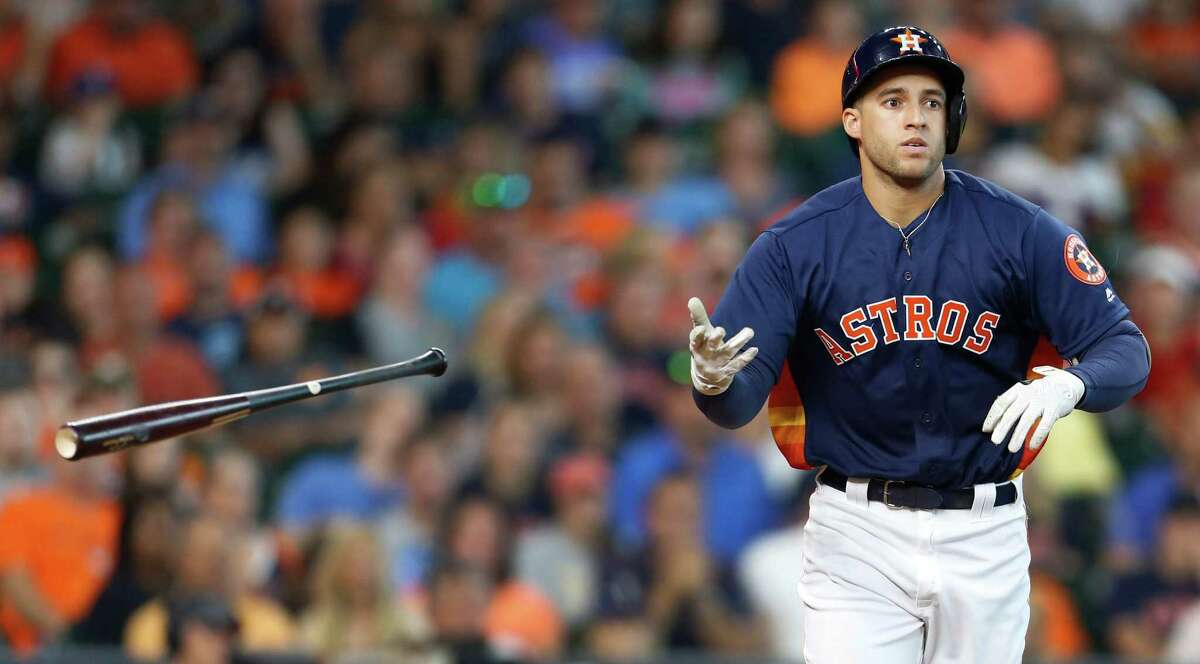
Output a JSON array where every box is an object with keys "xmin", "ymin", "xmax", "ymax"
[{"xmin": 709, "ymin": 170, "xmax": 1129, "ymax": 488}]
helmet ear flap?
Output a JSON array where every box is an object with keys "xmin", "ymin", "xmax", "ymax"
[{"xmin": 946, "ymin": 90, "xmax": 968, "ymax": 154}]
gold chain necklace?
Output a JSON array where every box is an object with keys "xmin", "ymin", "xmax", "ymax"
[{"xmin": 884, "ymin": 192, "xmax": 944, "ymax": 256}]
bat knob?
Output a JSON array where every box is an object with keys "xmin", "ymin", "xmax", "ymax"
[
  {"xmin": 56, "ymin": 427, "xmax": 79, "ymax": 460},
  {"xmin": 429, "ymin": 347, "xmax": 448, "ymax": 377}
]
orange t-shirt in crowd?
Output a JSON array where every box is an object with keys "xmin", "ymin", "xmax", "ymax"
[
  {"xmin": 135, "ymin": 339, "xmax": 220, "ymax": 404},
  {"xmin": 45, "ymin": 14, "xmax": 197, "ymax": 108},
  {"xmin": 1133, "ymin": 18, "xmax": 1200, "ymax": 62},
  {"xmin": 282, "ymin": 269, "xmax": 362, "ymax": 319},
  {"xmin": 1029, "ymin": 571, "xmax": 1090, "ymax": 659},
  {"xmin": 484, "ymin": 582, "xmax": 564, "ymax": 660},
  {"xmin": 770, "ymin": 39, "xmax": 846, "ymax": 137},
  {"xmin": 940, "ymin": 26, "xmax": 1061, "ymax": 124},
  {"xmin": 141, "ymin": 252, "xmax": 194, "ymax": 323},
  {"xmin": 0, "ymin": 487, "xmax": 120, "ymax": 653},
  {"xmin": 0, "ymin": 20, "xmax": 25, "ymax": 85}
]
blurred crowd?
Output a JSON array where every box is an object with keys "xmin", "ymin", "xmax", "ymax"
[{"xmin": 0, "ymin": 0, "xmax": 1198, "ymax": 662}]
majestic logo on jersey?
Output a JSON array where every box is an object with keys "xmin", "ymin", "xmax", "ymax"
[
  {"xmin": 1064, "ymin": 234, "xmax": 1106, "ymax": 285},
  {"xmin": 1070, "ymin": 234, "xmax": 1104, "ymax": 283},
  {"xmin": 814, "ymin": 296, "xmax": 1001, "ymax": 364},
  {"xmin": 890, "ymin": 28, "xmax": 927, "ymax": 53}
]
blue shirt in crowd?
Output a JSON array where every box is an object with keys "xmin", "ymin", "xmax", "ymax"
[
  {"xmin": 276, "ymin": 454, "xmax": 405, "ymax": 531},
  {"xmin": 609, "ymin": 427, "xmax": 777, "ymax": 563}
]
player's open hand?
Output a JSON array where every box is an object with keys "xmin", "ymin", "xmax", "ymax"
[
  {"xmin": 688, "ymin": 297, "xmax": 757, "ymax": 396},
  {"xmin": 981, "ymin": 366, "xmax": 1085, "ymax": 453}
]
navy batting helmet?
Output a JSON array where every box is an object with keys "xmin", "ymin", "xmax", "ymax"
[{"xmin": 841, "ymin": 26, "xmax": 967, "ymax": 154}]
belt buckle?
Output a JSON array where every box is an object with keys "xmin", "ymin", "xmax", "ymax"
[{"xmin": 882, "ymin": 480, "xmax": 899, "ymax": 508}]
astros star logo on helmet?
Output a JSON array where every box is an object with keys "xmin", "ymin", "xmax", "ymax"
[{"xmin": 891, "ymin": 28, "xmax": 927, "ymax": 53}]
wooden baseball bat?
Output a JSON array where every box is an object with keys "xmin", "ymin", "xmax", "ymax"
[{"xmin": 56, "ymin": 348, "xmax": 448, "ymax": 461}]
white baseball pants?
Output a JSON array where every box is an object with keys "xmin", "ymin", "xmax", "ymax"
[{"xmin": 799, "ymin": 475, "xmax": 1030, "ymax": 664}]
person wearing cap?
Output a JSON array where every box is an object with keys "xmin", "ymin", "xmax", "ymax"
[
  {"xmin": 513, "ymin": 453, "xmax": 610, "ymax": 638},
  {"xmin": 688, "ymin": 24, "xmax": 1150, "ymax": 663},
  {"xmin": 1122, "ymin": 244, "xmax": 1199, "ymax": 409},
  {"xmin": 39, "ymin": 68, "xmax": 142, "ymax": 199}
]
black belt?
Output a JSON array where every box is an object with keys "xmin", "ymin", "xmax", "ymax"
[{"xmin": 818, "ymin": 468, "xmax": 1017, "ymax": 510}]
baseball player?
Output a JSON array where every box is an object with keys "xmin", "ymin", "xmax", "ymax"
[{"xmin": 688, "ymin": 26, "xmax": 1151, "ymax": 664}]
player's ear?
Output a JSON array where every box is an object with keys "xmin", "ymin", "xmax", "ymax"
[{"xmin": 843, "ymin": 107, "xmax": 862, "ymax": 141}]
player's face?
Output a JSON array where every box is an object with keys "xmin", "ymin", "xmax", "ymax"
[{"xmin": 845, "ymin": 68, "xmax": 947, "ymax": 184}]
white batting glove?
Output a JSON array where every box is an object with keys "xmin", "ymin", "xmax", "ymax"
[
  {"xmin": 981, "ymin": 366, "xmax": 1085, "ymax": 453},
  {"xmin": 688, "ymin": 297, "xmax": 758, "ymax": 396}
]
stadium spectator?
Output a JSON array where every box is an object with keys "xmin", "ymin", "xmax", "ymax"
[
  {"xmin": 378, "ymin": 431, "xmax": 456, "ymax": 594},
  {"xmin": 207, "ymin": 47, "xmax": 311, "ymax": 198},
  {"xmin": 337, "ymin": 159, "xmax": 417, "ymax": 289},
  {"xmin": 620, "ymin": 119, "xmax": 733, "ymax": 236},
  {"xmin": 522, "ymin": 0, "xmax": 626, "ymax": 117},
  {"xmin": 220, "ymin": 289, "xmax": 358, "ymax": 461},
  {"xmin": 60, "ymin": 245, "xmax": 118, "ymax": 360},
  {"xmin": 272, "ymin": 205, "xmax": 359, "ymax": 321},
  {"xmin": 548, "ymin": 343, "xmax": 640, "ymax": 460},
  {"xmin": 438, "ymin": 496, "xmax": 511, "ymax": 585},
  {"xmin": 1163, "ymin": 165, "xmax": 1200, "ymax": 264},
  {"xmin": 593, "ymin": 472, "xmax": 764, "ymax": 657},
  {"xmin": 357, "ymin": 224, "xmax": 457, "ymax": 387},
  {"xmin": 622, "ymin": 0, "xmax": 748, "ymax": 172},
  {"xmin": 109, "ymin": 265, "xmax": 219, "ymax": 405},
  {"xmin": 298, "ymin": 522, "xmax": 423, "ymax": 661},
  {"xmin": 941, "ymin": 0, "xmax": 1062, "ymax": 125},
  {"xmin": 1123, "ymin": 245, "xmax": 1199, "ymax": 411},
  {"xmin": 1129, "ymin": 0, "xmax": 1200, "ymax": 108},
  {"xmin": 714, "ymin": 101, "xmax": 794, "ymax": 230},
  {"xmin": 124, "ymin": 515, "xmax": 294, "ymax": 660},
  {"xmin": 117, "ymin": 95, "xmax": 270, "ymax": 265},
  {"xmin": 458, "ymin": 400, "xmax": 552, "ymax": 523},
  {"xmin": 514, "ymin": 453, "xmax": 610, "ymax": 636},
  {"xmin": 38, "ymin": 69, "xmax": 142, "ymax": 200},
  {"xmin": 136, "ymin": 191, "xmax": 199, "ymax": 323},
  {"xmin": 609, "ymin": 370, "xmax": 777, "ymax": 562},
  {"xmin": 1056, "ymin": 31, "xmax": 1183, "ymax": 159},
  {"xmin": 0, "ymin": 384, "xmax": 42, "ymax": 502},
  {"xmin": 275, "ymin": 387, "xmax": 422, "ymax": 535},
  {"xmin": 739, "ymin": 474, "xmax": 814, "ymax": 661},
  {"xmin": 504, "ymin": 309, "xmax": 569, "ymax": 429},
  {"xmin": 1108, "ymin": 387, "xmax": 1200, "ymax": 567},
  {"xmin": 0, "ymin": 235, "xmax": 38, "ymax": 352},
  {"xmin": 426, "ymin": 560, "xmax": 503, "ymax": 664},
  {"xmin": 167, "ymin": 230, "xmax": 254, "ymax": 373},
  {"xmin": 71, "ymin": 490, "xmax": 179, "ymax": 647},
  {"xmin": 1106, "ymin": 495, "xmax": 1200, "ymax": 659},
  {"xmin": 165, "ymin": 594, "xmax": 239, "ymax": 664},
  {"xmin": 770, "ymin": 0, "xmax": 864, "ymax": 138},
  {"xmin": 983, "ymin": 102, "xmax": 1127, "ymax": 230},
  {"xmin": 45, "ymin": 0, "xmax": 198, "ymax": 108},
  {"xmin": 0, "ymin": 0, "xmax": 84, "ymax": 106},
  {"xmin": 0, "ymin": 435, "xmax": 120, "ymax": 653},
  {"xmin": 202, "ymin": 449, "xmax": 276, "ymax": 594}
]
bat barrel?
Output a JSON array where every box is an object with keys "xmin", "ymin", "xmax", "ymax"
[{"xmin": 57, "ymin": 395, "xmax": 252, "ymax": 461}]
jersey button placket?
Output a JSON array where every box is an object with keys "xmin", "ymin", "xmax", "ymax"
[{"xmin": 904, "ymin": 270, "xmax": 913, "ymax": 281}]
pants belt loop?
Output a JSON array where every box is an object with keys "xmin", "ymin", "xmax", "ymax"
[
  {"xmin": 845, "ymin": 477, "xmax": 870, "ymax": 507},
  {"xmin": 972, "ymin": 482, "xmax": 997, "ymax": 520}
]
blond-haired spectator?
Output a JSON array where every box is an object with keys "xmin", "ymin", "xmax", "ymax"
[{"xmin": 299, "ymin": 522, "xmax": 428, "ymax": 661}]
